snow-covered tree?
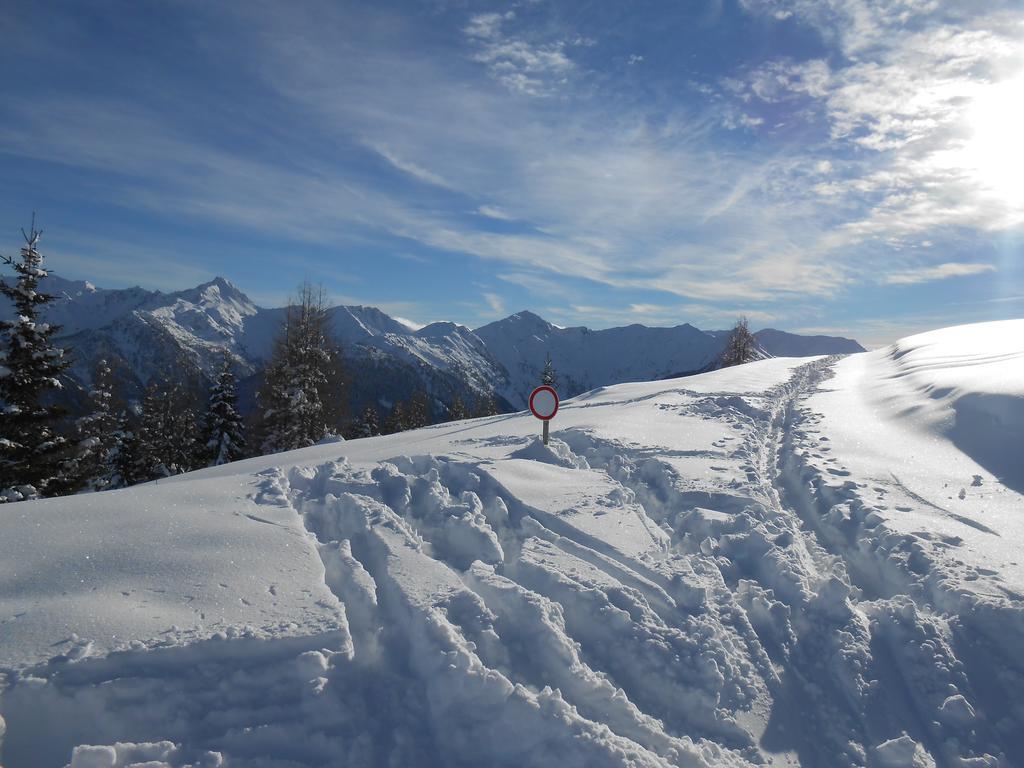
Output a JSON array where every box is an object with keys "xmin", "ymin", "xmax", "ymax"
[
  {"xmin": 257, "ymin": 283, "xmax": 345, "ymax": 453},
  {"xmin": 383, "ymin": 401, "xmax": 406, "ymax": 435},
  {"xmin": 0, "ymin": 220, "xmax": 72, "ymax": 501},
  {"xmin": 201, "ymin": 354, "xmax": 246, "ymax": 466},
  {"xmin": 540, "ymin": 353, "xmax": 557, "ymax": 387},
  {"xmin": 719, "ymin": 317, "xmax": 759, "ymax": 368},
  {"xmin": 355, "ymin": 405, "xmax": 380, "ymax": 438},
  {"xmin": 109, "ymin": 409, "xmax": 140, "ymax": 489},
  {"xmin": 406, "ymin": 390, "xmax": 430, "ymax": 430},
  {"xmin": 73, "ymin": 358, "xmax": 123, "ymax": 491},
  {"xmin": 448, "ymin": 394, "xmax": 469, "ymax": 422},
  {"xmin": 472, "ymin": 393, "xmax": 499, "ymax": 418},
  {"xmin": 135, "ymin": 382, "xmax": 199, "ymax": 480}
]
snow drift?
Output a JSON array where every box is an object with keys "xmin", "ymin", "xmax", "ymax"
[{"xmin": 1, "ymin": 320, "xmax": 1021, "ymax": 768}]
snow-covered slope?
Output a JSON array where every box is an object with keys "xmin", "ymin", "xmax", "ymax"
[
  {"xmin": 3, "ymin": 319, "xmax": 1022, "ymax": 768},
  {"xmin": 475, "ymin": 311, "xmax": 725, "ymax": 408}
]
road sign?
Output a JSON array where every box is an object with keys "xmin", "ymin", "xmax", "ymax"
[
  {"xmin": 529, "ymin": 385, "xmax": 559, "ymax": 444},
  {"xmin": 529, "ymin": 385, "xmax": 559, "ymax": 420}
]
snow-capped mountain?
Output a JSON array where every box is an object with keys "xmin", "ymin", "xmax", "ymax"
[
  {"xmin": 755, "ymin": 328, "xmax": 865, "ymax": 357},
  {"xmin": 4, "ymin": 274, "xmax": 864, "ymax": 415},
  {"xmin": 475, "ymin": 311, "xmax": 727, "ymax": 408}
]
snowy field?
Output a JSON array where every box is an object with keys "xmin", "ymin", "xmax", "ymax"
[{"xmin": 1, "ymin": 320, "xmax": 1022, "ymax": 768}]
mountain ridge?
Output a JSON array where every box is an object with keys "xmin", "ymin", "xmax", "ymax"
[{"xmin": 4, "ymin": 274, "xmax": 865, "ymax": 415}]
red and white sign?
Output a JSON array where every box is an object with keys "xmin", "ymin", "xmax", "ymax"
[{"xmin": 529, "ymin": 385, "xmax": 559, "ymax": 421}]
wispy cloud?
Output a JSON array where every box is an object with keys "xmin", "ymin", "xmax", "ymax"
[
  {"xmin": 735, "ymin": 1, "xmax": 1024, "ymax": 247},
  {"xmin": 476, "ymin": 205, "xmax": 516, "ymax": 221},
  {"xmin": 364, "ymin": 141, "xmax": 454, "ymax": 189},
  {"xmin": 4, "ymin": 0, "xmax": 1022, "ymax": 347},
  {"xmin": 482, "ymin": 291, "xmax": 506, "ymax": 315},
  {"xmin": 882, "ymin": 262, "xmax": 996, "ymax": 285}
]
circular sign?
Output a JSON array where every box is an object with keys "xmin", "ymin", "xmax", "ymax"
[{"xmin": 529, "ymin": 385, "xmax": 559, "ymax": 421}]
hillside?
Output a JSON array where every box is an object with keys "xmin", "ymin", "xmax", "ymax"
[{"xmin": 0, "ymin": 320, "xmax": 1020, "ymax": 767}]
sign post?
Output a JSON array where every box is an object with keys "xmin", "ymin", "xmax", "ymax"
[{"xmin": 528, "ymin": 385, "xmax": 559, "ymax": 445}]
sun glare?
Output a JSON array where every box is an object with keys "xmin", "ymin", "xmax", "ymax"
[{"xmin": 959, "ymin": 73, "xmax": 1024, "ymax": 208}]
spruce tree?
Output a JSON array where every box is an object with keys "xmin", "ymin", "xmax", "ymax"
[
  {"xmin": 109, "ymin": 409, "xmax": 140, "ymax": 489},
  {"xmin": 135, "ymin": 382, "xmax": 199, "ymax": 480},
  {"xmin": 541, "ymin": 353, "xmax": 557, "ymax": 387},
  {"xmin": 202, "ymin": 354, "xmax": 246, "ymax": 466},
  {"xmin": 472, "ymin": 393, "xmax": 499, "ymax": 418},
  {"xmin": 406, "ymin": 390, "xmax": 431, "ymax": 430},
  {"xmin": 0, "ymin": 220, "xmax": 72, "ymax": 501},
  {"xmin": 356, "ymin": 404, "xmax": 380, "ymax": 438},
  {"xmin": 383, "ymin": 401, "xmax": 406, "ymax": 435},
  {"xmin": 448, "ymin": 394, "xmax": 469, "ymax": 422},
  {"xmin": 74, "ymin": 358, "xmax": 122, "ymax": 491},
  {"xmin": 257, "ymin": 283, "xmax": 345, "ymax": 453}
]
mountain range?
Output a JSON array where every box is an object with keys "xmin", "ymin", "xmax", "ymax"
[{"xmin": 5, "ymin": 274, "xmax": 865, "ymax": 417}]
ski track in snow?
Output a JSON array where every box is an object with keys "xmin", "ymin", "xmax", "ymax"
[{"xmin": 2, "ymin": 354, "xmax": 1023, "ymax": 767}]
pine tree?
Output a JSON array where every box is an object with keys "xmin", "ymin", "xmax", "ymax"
[
  {"xmin": 406, "ymin": 390, "xmax": 431, "ymax": 430},
  {"xmin": 472, "ymin": 392, "xmax": 499, "ymax": 418},
  {"xmin": 383, "ymin": 401, "xmax": 406, "ymax": 435},
  {"xmin": 448, "ymin": 394, "xmax": 469, "ymax": 422},
  {"xmin": 201, "ymin": 354, "xmax": 246, "ymax": 466},
  {"xmin": 135, "ymin": 382, "xmax": 199, "ymax": 480},
  {"xmin": 74, "ymin": 358, "xmax": 122, "ymax": 491},
  {"xmin": 540, "ymin": 353, "xmax": 556, "ymax": 387},
  {"xmin": 256, "ymin": 283, "xmax": 345, "ymax": 453},
  {"xmin": 109, "ymin": 409, "xmax": 140, "ymax": 489},
  {"xmin": 0, "ymin": 219, "xmax": 72, "ymax": 501},
  {"xmin": 356, "ymin": 405, "xmax": 380, "ymax": 438},
  {"xmin": 719, "ymin": 316, "xmax": 759, "ymax": 369}
]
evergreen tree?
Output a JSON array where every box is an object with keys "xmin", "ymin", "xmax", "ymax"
[
  {"xmin": 447, "ymin": 394, "xmax": 469, "ymax": 422},
  {"xmin": 257, "ymin": 283, "xmax": 345, "ymax": 453},
  {"xmin": 719, "ymin": 316, "xmax": 760, "ymax": 368},
  {"xmin": 109, "ymin": 409, "xmax": 140, "ymax": 489},
  {"xmin": 201, "ymin": 354, "xmax": 246, "ymax": 466},
  {"xmin": 135, "ymin": 382, "xmax": 199, "ymax": 480},
  {"xmin": 0, "ymin": 220, "xmax": 72, "ymax": 501},
  {"xmin": 74, "ymin": 358, "xmax": 122, "ymax": 491},
  {"xmin": 406, "ymin": 390, "xmax": 431, "ymax": 430},
  {"xmin": 540, "ymin": 353, "xmax": 557, "ymax": 387},
  {"xmin": 356, "ymin": 404, "xmax": 380, "ymax": 438},
  {"xmin": 383, "ymin": 401, "xmax": 406, "ymax": 435},
  {"xmin": 472, "ymin": 392, "xmax": 500, "ymax": 418}
]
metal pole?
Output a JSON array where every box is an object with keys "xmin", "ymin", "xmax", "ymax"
[{"xmin": 543, "ymin": 419, "xmax": 550, "ymax": 445}]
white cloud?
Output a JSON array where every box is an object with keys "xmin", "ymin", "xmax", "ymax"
[
  {"xmin": 476, "ymin": 205, "xmax": 515, "ymax": 221},
  {"xmin": 10, "ymin": 0, "xmax": 1020, "ymax": 322},
  {"xmin": 882, "ymin": 262, "xmax": 996, "ymax": 285},
  {"xmin": 364, "ymin": 141, "xmax": 453, "ymax": 189},
  {"xmin": 463, "ymin": 12, "xmax": 513, "ymax": 41},
  {"xmin": 482, "ymin": 292, "xmax": 506, "ymax": 315},
  {"xmin": 731, "ymin": 0, "xmax": 1024, "ymax": 283},
  {"xmin": 463, "ymin": 10, "xmax": 576, "ymax": 96}
]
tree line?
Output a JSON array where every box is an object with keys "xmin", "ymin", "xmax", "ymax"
[{"xmin": 0, "ymin": 224, "xmax": 499, "ymax": 502}]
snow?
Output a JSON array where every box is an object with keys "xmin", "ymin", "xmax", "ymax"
[
  {"xmin": 0, "ymin": 474, "xmax": 348, "ymax": 672},
  {"xmin": 801, "ymin": 319, "xmax": 1024, "ymax": 598},
  {"xmin": 2, "ymin": 321, "xmax": 1023, "ymax": 768}
]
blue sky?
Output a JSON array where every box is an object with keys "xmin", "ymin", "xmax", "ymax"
[{"xmin": 1, "ymin": 0, "xmax": 1022, "ymax": 346}]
